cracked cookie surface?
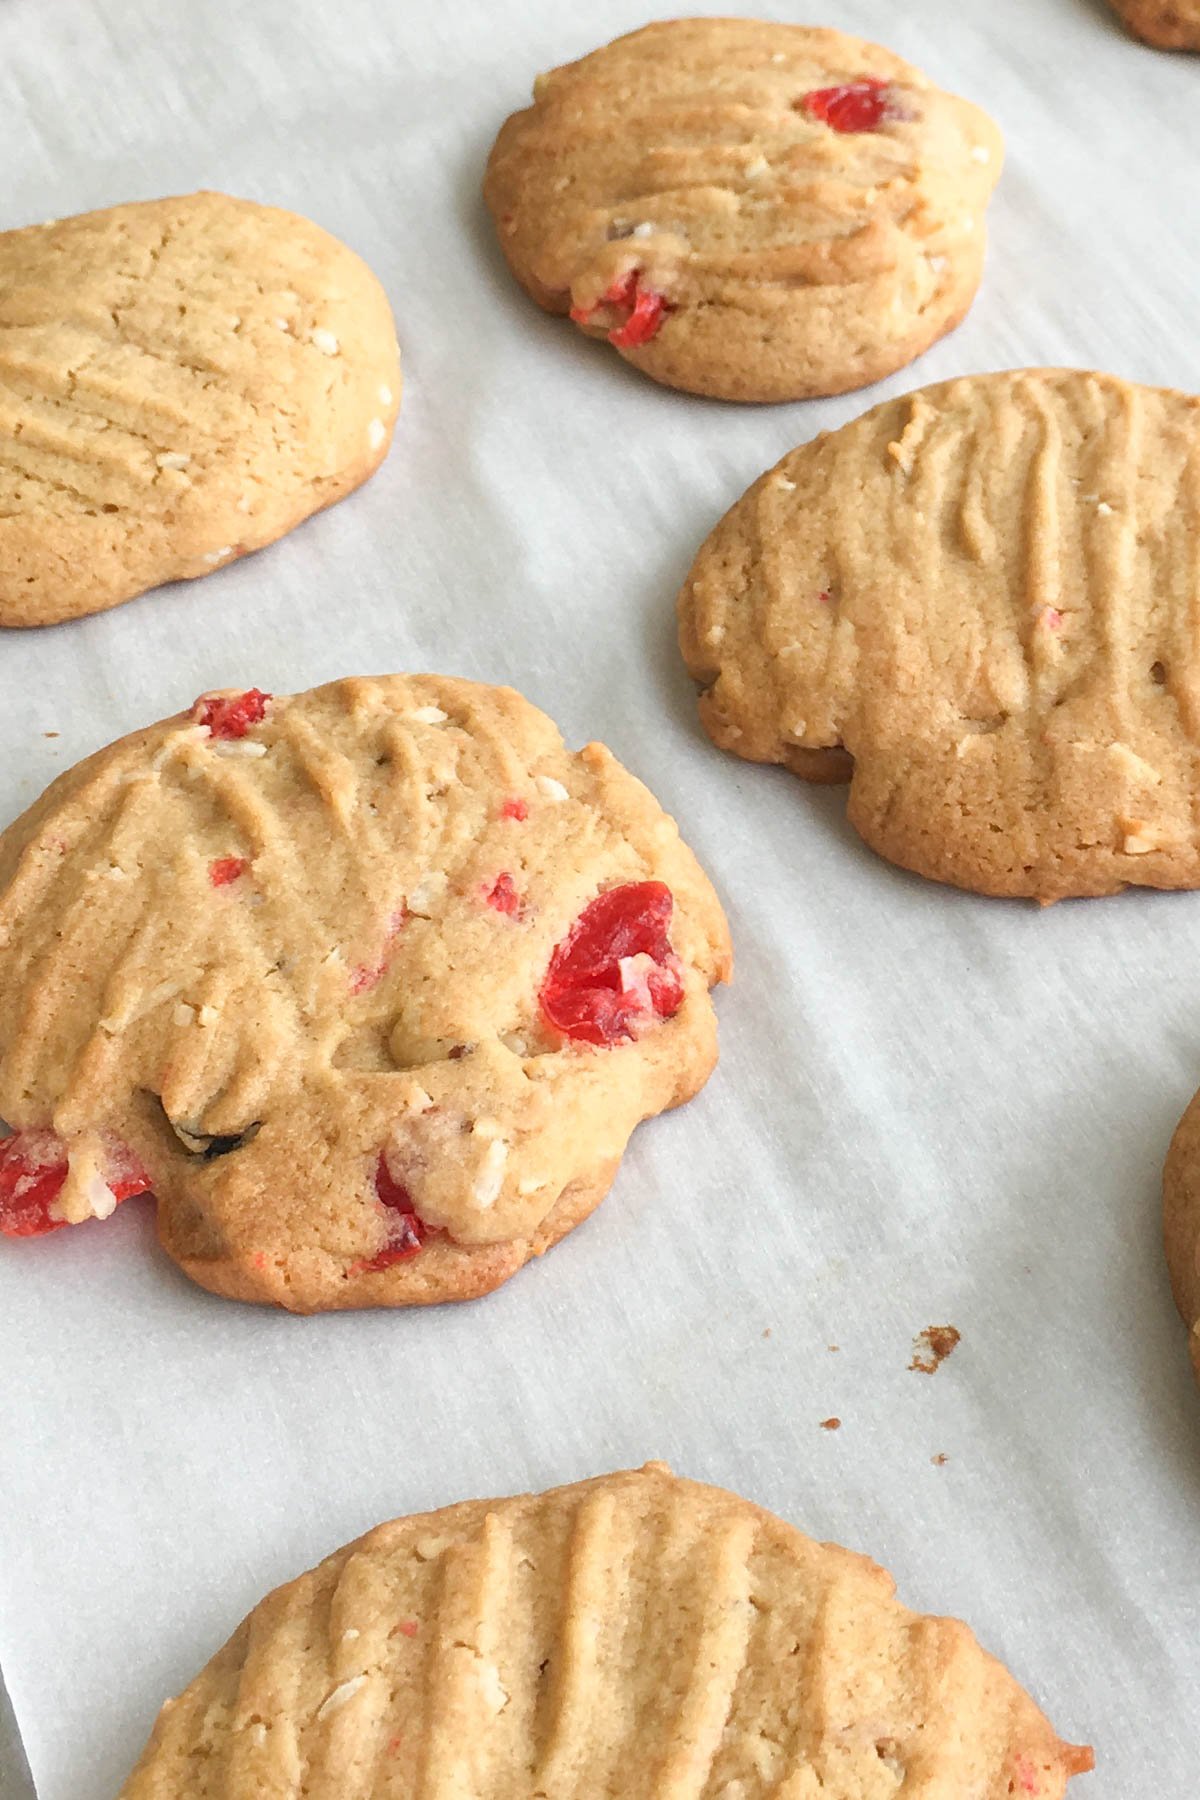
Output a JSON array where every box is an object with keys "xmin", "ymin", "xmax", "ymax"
[
  {"xmin": 0, "ymin": 676, "xmax": 730, "ymax": 1310},
  {"xmin": 679, "ymin": 368, "xmax": 1200, "ymax": 901},
  {"xmin": 1109, "ymin": 0, "xmax": 1200, "ymax": 45},
  {"xmin": 117, "ymin": 1462, "xmax": 1092, "ymax": 1799},
  {"xmin": 0, "ymin": 191, "xmax": 400, "ymax": 626},
  {"xmin": 484, "ymin": 19, "xmax": 1002, "ymax": 402}
]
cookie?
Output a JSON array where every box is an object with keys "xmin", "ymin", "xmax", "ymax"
[
  {"xmin": 1163, "ymin": 1097, "xmax": 1200, "ymax": 1382},
  {"xmin": 0, "ymin": 192, "xmax": 400, "ymax": 627},
  {"xmin": 679, "ymin": 368, "xmax": 1200, "ymax": 902},
  {"xmin": 1109, "ymin": 0, "xmax": 1200, "ymax": 46},
  {"xmin": 118, "ymin": 1462, "xmax": 1092, "ymax": 1798},
  {"xmin": 484, "ymin": 20, "xmax": 1002, "ymax": 403},
  {"xmin": 0, "ymin": 676, "xmax": 730, "ymax": 1310}
]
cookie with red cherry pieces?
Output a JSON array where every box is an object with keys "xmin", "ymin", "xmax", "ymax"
[
  {"xmin": 679, "ymin": 367, "xmax": 1200, "ymax": 902},
  {"xmin": 0, "ymin": 676, "xmax": 730, "ymax": 1311},
  {"xmin": 484, "ymin": 19, "xmax": 1002, "ymax": 403},
  {"xmin": 1109, "ymin": 0, "xmax": 1200, "ymax": 46},
  {"xmin": 0, "ymin": 191, "xmax": 400, "ymax": 627},
  {"xmin": 118, "ymin": 1463, "xmax": 1093, "ymax": 1800}
]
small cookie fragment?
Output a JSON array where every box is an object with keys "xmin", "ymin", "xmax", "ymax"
[
  {"xmin": 485, "ymin": 19, "xmax": 1002, "ymax": 401},
  {"xmin": 0, "ymin": 192, "xmax": 401, "ymax": 626},
  {"xmin": 1108, "ymin": 0, "xmax": 1200, "ymax": 47},
  {"xmin": 678, "ymin": 368, "xmax": 1200, "ymax": 900},
  {"xmin": 117, "ymin": 1464, "xmax": 1092, "ymax": 1799},
  {"xmin": 0, "ymin": 675, "xmax": 730, "ymax": 1310}
]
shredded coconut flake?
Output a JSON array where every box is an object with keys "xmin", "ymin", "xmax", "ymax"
[
  {"xmin": 310, "ymin": 327, "xmax": 340, "ymax": 355},
  {"xmin": 408, "ymin": 871, "xmax": 448, "ymax": 915},
  {"xmin": 378, "ymin": 384, "xmax": 393, "ymax": 407},
  {"xmin": 173, "ymin": 1002, "xmax": 196, "ymax": 1028},
  {"xmin": 631, "ymin": 221, "xmax": 655, "ymax": 238},
  {"xmin": 156, "ymin": 452, "xmax": 191, "ymax": 471},
  {"xmin": 212, "ymin": 739, "xmax": 268, "ymax": 759},
  {"xmin": 774, "ymin": 475, "xmax": 796, "ymax": 492},
  {"xmin": 80, "ymin": 1168, "xmax": 119, "ymax": 1222},
  {"xmin": 411, "ymin": 705, "xmax": 448, "ymax": 724},
  {"xmin": 342, "ymin": 1628, "xmax": 361, "ymax": 1642},
  {"xmin": 745, "ymin": 155, "xmax": 769, "ymax": 178},
  {"xmin": 535, "ymin": 775, "xmax": 568, "ymax": 802},
  {"xmin": 368, "ymin": 418, "xmax": 387, "ymax": 450},
  {"xmin": 415, "ymin": 1534, "xmax": 452, "ymax": 1561},
  {"xmin": 1097, "ymin": 501, "xmax": 1114, "ymax": 516},
  {"xmin": 970, "ymin": 144, "xmax": 991, "ymax": 163},
  {"xmin": 473, "ymin": 1138, "xmax": 509, "ymax": 1209},
  {"xmin": 316, "ymin": 1676, "xmax": 366, "ymax": 1721},
  {"xmin": 204, "ymin": 547, "xmax": 233, "ymax": 564},
  {"xmin": 475, "ymin": 1660, "xmax": 509, "ymax": 1714}
]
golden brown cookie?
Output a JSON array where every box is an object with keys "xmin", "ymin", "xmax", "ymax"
[
  {"xmin": 0, "ymin": 192, "xmax": 400, "ymax": 627},
  {"xmin": 0, "ymin": 677, "xmax": 730, "ymax": 1310},
  {"xmin": 1109, "ymin": 0, "xmax": 1200, "ymax": 46},
  {"xmin": 1163, "ymin": 1098, "xmax": 1200, "ymax": 1383},
  {"xmin": 679, "ymin": 368, "xmax": 1200, "ymax": 902},
  {"xmin": 117, "ymin": 1463, "xmax": 1093, "ymax": 1799},
  {"xmin": 484, "ymin": 19, "xmax": 1002, "ymax": 403}
]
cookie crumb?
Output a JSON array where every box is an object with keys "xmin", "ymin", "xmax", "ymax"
[
  {"xmin": 931, "ymin": 1452, "xmax": 949, "ymax": 1466},
  {"xmin": 909, "ymin": 1325, "xmax": 960, "ymax": 1374},
  {"xmin": 43, "ymin": 731, "xmax": 59, "ymax": 738},
  {"xmin": 762, "ymin": 1327, "xmax": 771, "ymax": 1338},
  {"xmin": 819, "ymin": 1416, "xmax": 841, "ymax": 1431}
]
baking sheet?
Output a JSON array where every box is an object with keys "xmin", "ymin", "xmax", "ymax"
[{"xmin": 1, "ymin": 0, "xmax": 1199, "ymax": 1792}]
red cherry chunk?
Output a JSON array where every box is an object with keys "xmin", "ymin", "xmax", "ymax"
[
  {"xmin": 540, "ymin": 880, "xmax": 684, "ymax": 1046},
  {"xmin": 570, "ymin": 271, "xmax": 670, "ymax": 348},
  {"xmin": 0, "ymin": 1132, "xmax": 69, "ymax": 1236},
  {"xmin": 361, "ymin": 1155, "xmax": 435, "ymax": 1270},
  {"xmin": 0, "ymin": 1130, "xmax": 151, "ymax": 1238},
  {"xmin": 192, "ymin": 688, "xmax": 271, "ymax": 740},
  {"xmin": 484, "ymin": 872, "xmax": 522, "ymax": 916},
  {"xmin": 800, "ymin": 77, "xmax": 903, "ymax": 133},
  {"xmin": 501, "ymin": 797, "xmax": 528, "ymax": 821},
  {"xmin": 209, "ymin": 856, "xmax": 248, "ymax": 888}
]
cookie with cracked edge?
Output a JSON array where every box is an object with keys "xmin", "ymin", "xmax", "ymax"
[
  {"xmin": 1109, "ymin": 0, "xmax": 1200, "ymax": 46},
  {"xmin": 0, "ymin": 191, "xmax": 400, "ymax": 627},
  {"xmin": 679, "ymin": 368, "xmax": 1200, "ymax": 902},
  {"xmin": 484, "ymin": 19, "xmax": 1002, "ymax": 403},
  {"xmin": 116, "ymin": 1463, "xmax": 1093, "ymax": 1798},
  {"xmin": 0, "ymin": 676, "xmax": 731, "ymax": 1311},
  {"xmin": 1163, "ymin": 1094, "xmax": 1200, "ymax": 1383}
]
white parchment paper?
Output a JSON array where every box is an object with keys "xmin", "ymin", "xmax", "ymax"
[{"xmin": 1, "ymin": 0, "xmax": 1199, "ymax": 1793}]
